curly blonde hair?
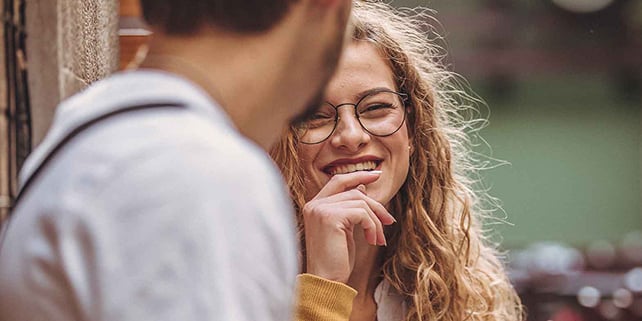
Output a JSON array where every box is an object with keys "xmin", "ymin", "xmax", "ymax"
[{"xmin": 270, "ymin": 2, "xmax": 523, "ymax": 321}]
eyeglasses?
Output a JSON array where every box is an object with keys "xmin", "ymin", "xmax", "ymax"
[{"xmin": 294, "ymin": 89, "xmax": 409, "ymax": 144}]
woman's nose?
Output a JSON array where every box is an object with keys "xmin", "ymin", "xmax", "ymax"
[{"xmin": 330, "ymin": 107, "xmax": 370, "ymax": 151}]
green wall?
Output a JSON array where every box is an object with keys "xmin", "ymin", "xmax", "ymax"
[
  {"xmin": 390, "ymin": 0, "xmax": 642, "ymax": 248},
  {"xmin": 479, "ymin": 76, "xmax": 641, "ymax": 248}
]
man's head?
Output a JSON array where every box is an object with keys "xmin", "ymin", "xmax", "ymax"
[{"xmin": 139, "ymin": 0, "xmax": 352, "ymax": 150}]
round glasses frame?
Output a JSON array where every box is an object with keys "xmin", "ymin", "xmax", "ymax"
[{"xmin": 296, "ymin": 90, "xmax": 409, "ymax": 145}]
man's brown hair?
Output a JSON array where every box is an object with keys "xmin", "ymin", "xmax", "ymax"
[{"xmin": 140, "ymin": 0, "xmax": 299, "ymax": 34}]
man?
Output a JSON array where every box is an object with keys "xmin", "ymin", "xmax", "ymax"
[{"xmin": 0, "ymin": 0, "xmax": 351, "ymax": 320}]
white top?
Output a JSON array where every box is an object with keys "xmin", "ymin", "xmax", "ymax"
[
  {"xmin": 0, "ymin": 70, "xmax": 298, "ymax": 321},
  {"xmin": 374, "ymin": 279, "xmax": 407, "ymax": 321}
]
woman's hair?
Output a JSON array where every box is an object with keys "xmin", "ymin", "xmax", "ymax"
[{"xmin": 270, "ymin": 2, "xmax": 523, "ymax": 321}]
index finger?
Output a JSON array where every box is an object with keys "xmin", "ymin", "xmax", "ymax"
[{"xmin": 315, "ymin": 170, "xmax": 382, "ymax": 199}]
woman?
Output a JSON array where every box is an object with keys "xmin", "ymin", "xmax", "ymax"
[{"xmin": 271, "ymin": 2, "xmax": 523, "ymax": 321}]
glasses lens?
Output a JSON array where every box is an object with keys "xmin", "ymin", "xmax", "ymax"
[
  {"xmin": 295, "ymin": 102, "xmax": 337, "ymax": 144},
  {"xmin": 357, "ymin": 92, "xmax": 405, "ymax": 136}
]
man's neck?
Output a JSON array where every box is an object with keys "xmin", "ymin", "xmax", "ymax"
[{"xmin": 140, "ymin": 29, "xmax": 286, "ymax": 149}]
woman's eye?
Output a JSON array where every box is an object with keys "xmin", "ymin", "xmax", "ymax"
[
  {"xmin": 304, "ymin": 113, "xmax": 334, "ymax": 128},
  {"xmin": 371, "ymin": 103, "xmax": 392, "ymax": 110},
  {"xmin": 311, "ymin": 113, "xmax": 333, "ymax": 120},
  {"xmin": 362, "ymin": 103, "xmax": 394, "ymax": 113}
]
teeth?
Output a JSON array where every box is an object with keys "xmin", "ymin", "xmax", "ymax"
[{"xmin": 330, "ymin": 161, "xmax": 377, "ymax": 175}]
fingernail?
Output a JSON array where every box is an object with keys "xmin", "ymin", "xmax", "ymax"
[{"xmin": 368, "ymin": 170, "xmax": 382, "ymax": 175}]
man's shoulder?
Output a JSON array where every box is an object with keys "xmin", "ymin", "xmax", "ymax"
[
  {"xmin": 101, "ymin": 112, "xmax": 282, "ymax": 190},
  {"xmin": 173, "ymin": 128, "xmax": 281, "ymax": 186}
]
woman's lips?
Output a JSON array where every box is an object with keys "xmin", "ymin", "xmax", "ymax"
[{"xmin": 322, "ymin": 158, "xmax": 383, "ymax": 175}]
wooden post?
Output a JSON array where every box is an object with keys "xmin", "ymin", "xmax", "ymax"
[
  {"xmin": 1, "ymin": 0, "xmax": 30, "ymax": 222},
  {"xmin": 119, "ymin": 0, "xmax": 150, "ymax": 70}
]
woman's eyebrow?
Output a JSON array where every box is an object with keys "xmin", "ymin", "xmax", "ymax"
[{"xmin": 353, "ymin": 87, "xmax": 395, "ymax": 100}]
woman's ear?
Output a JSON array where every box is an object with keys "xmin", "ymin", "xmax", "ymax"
[{"xmin": 406, "ymin": 105, "xmax": 415, "ymax": 155}]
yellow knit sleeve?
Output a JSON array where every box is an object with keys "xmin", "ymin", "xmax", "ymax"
[{"xmin": 295, "ymin": 273, "xmax": 358, "ymax": 321}]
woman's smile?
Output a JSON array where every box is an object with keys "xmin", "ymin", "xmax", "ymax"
[{"xmin": 322, "ymin": 157, "xmax": 383, "ymax": 176}]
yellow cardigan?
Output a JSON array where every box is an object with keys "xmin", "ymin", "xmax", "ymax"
[{"xmin": 296, "ymin": 274, "xmax": 358, "ymax": 321}]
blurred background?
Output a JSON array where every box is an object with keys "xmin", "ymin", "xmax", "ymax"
[
  {"xmin": 391, "ymin": 1, "xmax": 642, "ymax": 320},
  {"xmin": 393, "ymin": 0, "xmax": 641, "ymax": 251},
  {"xmin": 0, "ymin": 0, "xmax": 640, "ymax": 320}
]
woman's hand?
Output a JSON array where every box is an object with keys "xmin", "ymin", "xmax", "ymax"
[{"xmin": 302, "ymin": 171, "xmax": 396, "ymax": 284}]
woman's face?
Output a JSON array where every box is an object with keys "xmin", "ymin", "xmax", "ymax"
[{"xmin": 298, "ymin": 42, "xmax": 411, "ymax": 207}]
